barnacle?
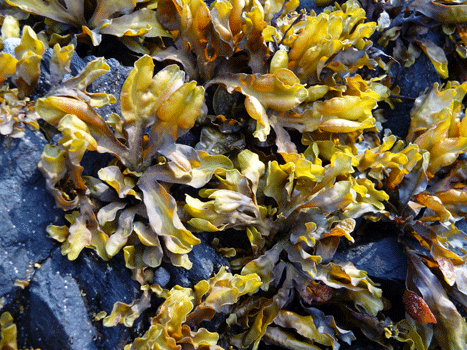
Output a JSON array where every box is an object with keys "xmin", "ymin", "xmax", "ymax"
[{"xmin": 4, "ymin": 0, "xmax": 467, "ymax": 348}]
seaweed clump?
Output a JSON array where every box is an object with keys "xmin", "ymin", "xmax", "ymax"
[{"xmin": 2, "ymin": 0, "xmax": 467, "ymax": 349}]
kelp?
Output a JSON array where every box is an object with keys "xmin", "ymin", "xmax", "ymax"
[
  {"xmin": 37, "ymin": 54, "xmax": 232, "ymax": 273},
  {"xmin": 0, "ymin": 23, "xmax": 47, "ymax": 137},
  {"xmin": 375, "ymin": 0, "xmax": 467, "ymax": 79},
  {"xmin": 4, "ymin": 0, "xmax": 467, "ymax": 349},
  {"xmin": 105, "ymin": 267, "xmax": 262, "ymax": 350},
  {"xmin": 0, "ymin": 312, "xmax": 17, "ymax": 350},
  {"xmin": 0, "ymin": 312, "xmax": 41, "ymax": 350},
  {"xmin": 4, "ymin": 0, "xmax": 171, "ymax": 49}
]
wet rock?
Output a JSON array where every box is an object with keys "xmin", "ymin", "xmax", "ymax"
[
  {"xmin": 153, "ymin": 267, "xmax": 171, "ymax": 288},
  {"xmin": 1, "ymin": 129, "xmax": 143, "ymax": 349},
  {"xmin": 384, "ymin": 52, "xmax": 441, "ymax": 139},
  {"xmin": 334, "ymin": 233, "xmax": 407, "ymax": 323},
  {"xmin": 163, "ymin": 237, "xmax": 230, "ymax": 288},
  {"xmin": 83, "ymin": 55, "xmax": 133, "ymax": 118},
  {"xmin": 0, "ymin": 129, "xmax": 61, "ymax": 307},
  {"xmin": 34, "ymin": 50, "xmax": 133, "ymax": 118},
  {"xmin": 177, "ymin": 125, "xmax": 202, "ymax": 148},
  {"xmin": 69, "ymin": 251, "xmax": 144, "ymax": 350},
  {"xmin": 297, "ymin": 0, "xmax": 327, "ymax": 13},
  {"xmin": 456, "ymin": 219, "xmax": 467, "ymax": 233},
  {"xmin": 27, "ymin": 249, "xmax": 98, "ymax": 350},
  {"xmin": 80, "ymin": 150, "xmax": 116, "ymax": 178},
  {"xmin": 22, "ymin": 249, "xmax": 143, "ymax": 350},
  {"xmin": 334, "ymin": 236, "xmax": 407, "ymax": 281}
]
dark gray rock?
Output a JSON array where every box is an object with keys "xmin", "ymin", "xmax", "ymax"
[
  {"xmin": 385, "ymin": 52, "xmax": 441, "ymax": 139},
  {"xmin": 334, "ymin": 236, "xmax": 407, "ymax": 281},
  {"xmin": 153, "ymin": 267, "xmax": 171, "ymax": 288},
  {"xmin": 63, "ymin": 250, "xmax": 143, "ymax": 350},
  {"xmin": 163, "ymin": 237, "xmax": 230, "ymax": 288},
  {"xmin": 297, "ymin": 0, "xmax": 326, "ymax": 13},
  {"xmin": 0, "ymin": 129, "xmax": 61, "ymax": 307},
  {"xmin": 1, "ymin": 129, "xmax": 143, "ymax": 349},
  {"xmin": 33, "ymin": 50, "xmax": 133, "ymax": 119},
  {"xmin": 334, "ymin": 233, "xmax": 407, "ymax": 322},
  {"xmin": 23, "ymin": 249, "xmax": 143, "ymax": 350},
  {"xmin": 32, "ymin": 48, "xmax": 55, "ymax": 99},
  {"xmin": 456, "ymin": 219, "xmax": 467, "ymax": 234},
  {"xmin": 83, "ymin": 55, "xmax": 133, "ymax": 118},
  {"xmin": 27, "ymin": 249, "xmax": 98, "ymax": 350}
]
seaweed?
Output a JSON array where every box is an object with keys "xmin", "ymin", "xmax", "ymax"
[{"xmin": 2, "ymin": 0, "xmax": 467, "ymax": 349}]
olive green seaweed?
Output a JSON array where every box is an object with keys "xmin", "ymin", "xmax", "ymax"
[{"xmin": 3, "ymin": 0, "xmax": 467, "ymax": 349}]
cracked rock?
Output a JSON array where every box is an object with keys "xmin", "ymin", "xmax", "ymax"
[
  {"xmin": 23, "ymin": 249, "xmax": 143, "ymax": 350},
  {"xmin": 0, "ymin": 128, "xmax": 61, "ymax": 308},
  {"xmin": 1, "ymin": 128, "xmax": 144, "ymax": 349},
  {"xmin": 334, "ymin": 236, "xmax": 407, "ymax": 281},
  {"xmin": 384, "ymin": 52, "xmax": 441, "ymax": 139},
  {"xmin": 28, "ymin": 249, "xmax": 98, "ymax": 350},
  {"xmin": 34, "ymin": 49, "xmax": 133, "ymax": 119},
  {"xmin": 162, "ymin": 236, "xmax": 230, "ymax": 288}
]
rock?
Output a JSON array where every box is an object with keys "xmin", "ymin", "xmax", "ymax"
[
  {"xmin": 153, "ymin": 267, "xmax": 171, "ymax": 288},
  {"xmin": 33, "ymin": 50, "xmax": 133, "ymax": 119},
  {"xmin": 297, "ymin": 0, "xmax": 327, "ymax": 13},
  {"xmin": 83, "ymin": 55, "xmax": 133, "ymax": 118},
  {"xmin": 20, "ymin": 249, "xmax": 143, "ymax": 350},
  {"xmin": 334, "ymin": 231, "xmax": 407, "ymax": 323},
  {"xmin": 0, "ymin": 128, "xmax": 61, "ymax": 308},
  {"xmin": 1, "ymin": 129, "xmax": 143, "ymax": 349},
  {"xmin": 334, "ymin": 235, "xmax": 407, "ymax": 281},
  {"xmin": 163, "ymin": 237, "xmax": 230, "ymax": 288},
  {"xmin": 384, "ymin": 52, "xmax": 441, "ymax": 139},
  {"xmin": 456, "ymin": 219, "xmax": 467, "ymax": 234},
  {"xmin": 66, "ymin": 250, "xmax": 144, "ymax": 350},
  {"xmin": 2, "ymin": 37, "xmax": 21, "ymax": 56},
  {"xmin": 26, "ymin": 249, "xmax": 98, "ymax": 350}
]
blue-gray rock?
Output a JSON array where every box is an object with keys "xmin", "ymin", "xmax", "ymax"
[
  {"xmin": 33, "ymin": 50, "xmax": 133, "ymax": 119},
  {"xmin": 83, "ymin": 55, "xmax": 133, "ymax": 118},
  {"xmin": 153, "ymin": 267, "xmax": 171, "ymax": 288},
  {"xmin": 384, "ymin": 52, "xmax": 441, "ymax": 139},
  {"xmin": 1, "ymin": 128, "xmax": 143, "ymax": 349},
  {"xmin": 334, "ymin": 236, "xmax": 407, "ymax": 281},
  {"xmin": 27, "ymin": 249, "xmax": 98, "ymax": 350},
  {"xmin": 23, "ymin": 249, "xmax": 143, "ymax": 350},
  {"xmin": 456, "ymin": 219, "xmax": 467, "ymax": 234},
  {"xmin": 0, "ymin": 128, "xmax": 61, "ymax": 307},
  {"xmin": 62, "ymin": 250, "xmax": 143, "ymax": 350},
  {"xmin": 163, "ymin": 237, "xmax": 230, "ymax": 288},
  {"xmin": 297, "ymin": 0, "xmax": 326, "ymax": 13}
]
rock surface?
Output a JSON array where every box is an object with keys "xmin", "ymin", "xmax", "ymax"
[
  {"xmin": 22, "ymin": 249, "xmax": 143, "ymax": 350},
  {"xmin": 334, "ymin": 236, "xmax": 407, "ymax": 281},
  {"xmin": 1, "ymin": 48, "xmax": 234, "ymax": 349},
  {"xmin": 0, "ymin": 129, "xmax": 143, "ymax": 349},
  {"xmin": 161, "ymin": 236, "xmax": 230, "ymax": 288},
  {"xmin": 34, "ymin": 49, "xmax": 133, "ymax": 119},
  {"xmin": 27, "ymin": 250, "xmax": 98, "ymax": 350},
  {"xmin": 384, "ymin": 52, "xmax": 441, "ymax": 139},
  {"xmin": 0, "ymin": 128, "xmax": 60, "ymax": 307}
]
